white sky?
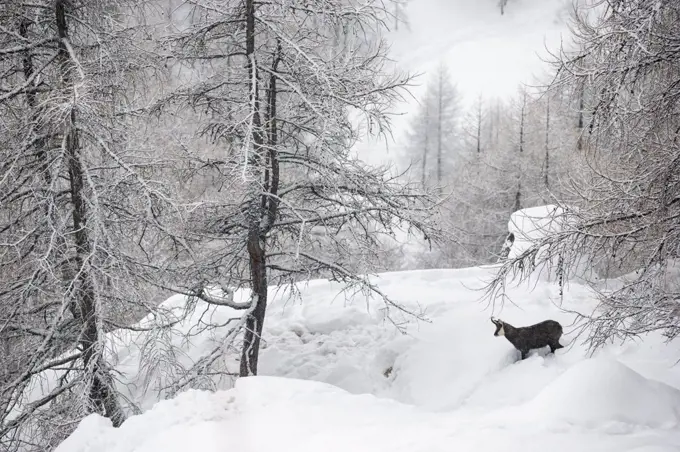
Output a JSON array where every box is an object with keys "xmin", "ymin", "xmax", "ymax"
[{"xmin": 357, "ymin": 0, "xmax": 573, "ymax": 166}]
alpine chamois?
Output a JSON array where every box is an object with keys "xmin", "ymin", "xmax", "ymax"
[{"xmin": 491, "ymin": 317, "xmax": 564, "ymax": 360}]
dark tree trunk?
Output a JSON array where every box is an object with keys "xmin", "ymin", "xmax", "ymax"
[
  {"xmin": 499, "ymin": 0, "xmax": 509, "ymax": 15},
  {"xmin": 56, "ymin": 0, "xmax": 123, "ymax": 426},
  {"xmin": 544, "ymin": 99, "xmax": 550, "ymax": 189},
  {"xmin": 19, "ymin": 19, "xmax": 48, "ymax": 177},
  {"xmin": 241, "ymin": 231, "xmax": 267, "ymax": 377},
  {"xmin": 21, "ymin": 18, "xmax": 78, "ymax": 318},
  {"xmin": 577, "ymin": 83, "xmax": 584, "ymax": 151},
  {"xmin": 240, "ymin": 0, "xmax": 281, "ymax": 378}
]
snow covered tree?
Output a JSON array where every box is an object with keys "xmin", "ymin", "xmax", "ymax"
[
  {"xmin": 159, "ymin": 0, "xmax": 440, "ymax": 378},
  {"xmin": 452, "ymin": 95, "xmax": 518, "ymax": 264},
  {"xmin": 487, "ymin": 0, "xmax": 680, "ymax": 347},
  {"xmin": 393, "ymin": 0, "xmax": 411, "ymax": 31},
  {"xmin": 401, "ymin": 63, "xmax": 461, "ymax": 191},
  {"xmin": 466, "ymin": 94, "xmax": 487, "ymax": 155},
  {"xmin": 0, "ymin": 1, "xmax": 197, "ymax": 449},
  {"xmin": 423, "ymin": 79, "xmax": 580, "ymax": 269}
]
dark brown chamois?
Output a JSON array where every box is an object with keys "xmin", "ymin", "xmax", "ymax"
[{"xmin": 491, "ymin": 317, "xmax": 564, "ymax": 360}]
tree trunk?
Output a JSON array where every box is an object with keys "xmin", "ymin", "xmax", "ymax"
[
  {"xmin": 515, "ymin": 91, "xmax": 526, "ymax": 212},
  {"xmin": 56, "ymin": 0, "xmax": 123, "ymax": 426},
  {"xmin": 239, "ymin": 0, "xmax": 274, "ymax": 378},
  {"xmin": 499, "ymin": 0, "xmax": 509, "ymax": 15},
  {"xmin": 241, "ymin": 231, "xmax": 267, "ymax": 377},
  {"xmin": 577, "ymin": 83, "xmax": 584, "ymax": 151},
  {"xmin": 436, "ymin": 71, "xmax": 443, "ymax": 190},
  {"xmin": 476, "ymin": 98, "xmax": 482, "ymax": 154},
  {"xmin": 19, "ymin": 20, "xmax": 49, "ymax": 179},
  {"xmin": 544, "ymin": 99, "xmax": 550, "ymax": 189},
  {"xmin": 422, "ymin": 102, "xmax": 429, "ymax": 188},
  {"xmin": 21, "ymin": 18, "xmax": 79, "ymax": 320}
]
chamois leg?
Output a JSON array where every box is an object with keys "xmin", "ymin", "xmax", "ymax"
[
  {"xmin": 520, "ymin": 349, "xmax": 529, "ymax": 360},
  {"xmin": 549, "ymin": 342, "xmax": 564, "ymax": 353}
]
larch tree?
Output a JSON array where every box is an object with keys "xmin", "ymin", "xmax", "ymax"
[
  {"xmin": 159, "ymin": 0, "xmax": 441, "ymax": 378},
  {"xmin": 0, "ymin": 1, "xmax": 195, "ymax": 449},
  {"xmin": 513, "ymin": 89, "xmax": 528, "ymax": 212},
  {"xmin": 401, "ymin": 63, "xmax": 461, "ymax": 191}
]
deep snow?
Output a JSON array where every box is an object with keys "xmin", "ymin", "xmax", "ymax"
[
  {"xmin": 0, "ymin": 199, "xmax": 658, "ymax": 452},
  {"xmin": 53, "ymin": 256, "xmax": 680, "ymax": 451}
]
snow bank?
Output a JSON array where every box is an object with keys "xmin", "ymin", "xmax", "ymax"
[
  {"xmin": 388, "ymin": 299, "xmax": 516, "ymax": 411},
  {"xmin": 56, "ymin": 374, "xmax": 680, "ymax": 452},
  {"xmin": 234, "ymin": 376, "xmax": 429, "ymax": 451},
  {"xmin": 525, "ymin": 358, "xmax": 680, "ymax": 428},
  {"xmin": 52, "ymin": 263, "xmax": 680, "ymax": 451},
  {"xmin": 55, "ymin": 377, "xmax": 432, "ymax": 452},
  {"xmin": 259, "ymin": 267, "xmax": 511, "ymax": 398},
  {"xmin": 56, "ymin": 389, "xmax": 242, "ymax": 452},
  {"xmin": 507, "ymin": 204, "xmax": 564, "ymax": 259}
]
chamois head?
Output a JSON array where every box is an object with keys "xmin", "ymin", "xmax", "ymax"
[{"xmin": 491, "ymin": 317, "xmax": 505, "ymax": 336}]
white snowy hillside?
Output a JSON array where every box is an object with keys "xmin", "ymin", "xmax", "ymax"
[
  {"xmin": 360, "ymin": 0, "xmax": 575, "ymax": 166},
  {"xmin": 54, "ymin": 206, "xmax": 680, "ymax": 452},
  {"xmin": 392, "ymin": 0, "xmax": 571, "ymax": 98}
]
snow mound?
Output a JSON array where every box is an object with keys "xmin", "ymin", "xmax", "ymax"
[
  {"xmin": 508, "ymin": 204, "xmax": 564, "ymax": 259},
  {"xmin": 56, "ymin": 377, "xmax": 433, "ymax": 452},
  {"xmin": 525, "ymin": 358, "xmax": 680, "ymax": 428},
  {"xmin": 56, "ymin": 389, "xmax": 240, "ymax": 452},
  {"xmin": 54, "ymin": 415, "xmax": 113, "ymax": 452}
]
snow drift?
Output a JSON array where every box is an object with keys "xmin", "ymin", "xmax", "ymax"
[
  {"xmin": 54, "ymin": 264, "xmax": 680, "ymax": 452},
  {"xmin": 525, "ymin": 358, "xmax": 680, "ymax": 428},
  {"xmin": 57, "ymin": 371, "xmax": 680, "ymax": 452}
]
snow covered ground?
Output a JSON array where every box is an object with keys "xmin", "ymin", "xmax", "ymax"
[
  {"xmin": 54, "ymin": 233, "xmax": 680, "ymax": 451},
  {"xmin": 35, "ymin": 203, "xmax": 679, "ymax": 452}
]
